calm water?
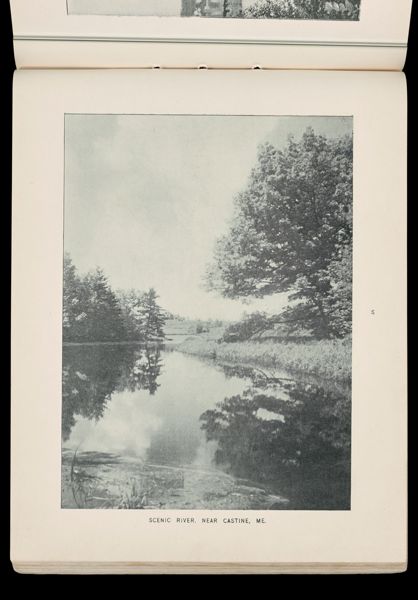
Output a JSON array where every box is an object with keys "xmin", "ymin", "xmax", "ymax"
[{"xmin": 62, "ymin": 344, "xmax": 351, "ymax": 510}]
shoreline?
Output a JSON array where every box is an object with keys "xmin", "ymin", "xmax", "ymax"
[
  {"xmin": 176, "ymin": 337, "xmax": 352, "ymax": 384},
  {"xmin": 62, "ymin": 336, "xmax": 352, "ymax": 384}
]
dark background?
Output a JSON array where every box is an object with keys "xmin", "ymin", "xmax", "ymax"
[{"xmin": 1, "ymin": 0, "xmax": 415, "ymax": 583}]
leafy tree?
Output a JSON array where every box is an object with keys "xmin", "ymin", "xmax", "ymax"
[
  {"xmin": 222, "ymin": 311, "xmax": 271, "ymax": 342},
  {"xmin": 206, "ymin": 128, "xmax": 352, "ymax": 338},
  {"xmin": 323, "ymin": 243, "xmax": 352, "ymax": 337},
  {"xmin": 244, "ymin": 0, "xmax": 360, "ymax": 20},
  {"xmin": 223, "ymin": 0, "xmax": 243, "ymax": 18},
  {"xmin": 200, "ymin": 374, "xmax": 351, "ymax": 508},
  {"xmin": 138, "ymin": 288, "xmax": 167, "ymax": 342}
]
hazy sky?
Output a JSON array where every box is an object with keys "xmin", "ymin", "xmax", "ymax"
[
  {"xmin": 65, "ymin": 114, "xmax": 352, "ymax": 320},
  {"xmin": 68, "ymin": 0, "xmax": 261, "ymax": 16}
]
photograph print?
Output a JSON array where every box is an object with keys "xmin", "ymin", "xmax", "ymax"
[
  {"xmin": 62, "ymin": 113, "xmax": 353, "ymax": 510},
  {"xmin": 67, "ymin": 0, "xmax": 362, "ymax": 20}
]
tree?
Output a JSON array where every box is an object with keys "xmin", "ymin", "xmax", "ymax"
[
  {"xmin": 63, "ymin": 253, "xmax": 95, "ymax": 342},
  {"xmin": 244, "ymin": 0, "xmax": 360, "ymax": 20},
  {"xmin": 200, "ymin": 374, "xmax": 351, "ymax": 508},
  {"xmin": 63, "ymin": 256, "xmax": 127, "ymax": 342},
  {"xmin": 222, "ymin": 312, "xmax": 271, "ymax": 342},
  {"xmin": 81, "ymin": 268, "xmax": 126, "ymax": 341},
  {"xmin": 206, "ymin": 128, "xmax": 353, "ymax": 338},
  {"xmin": 223, "ymin": 0, "xmax": 243, "ymax": 18},
  {"xmin": 63, "ymin": 253, "xmax": 81, "ymax": 340},
  {"xmin": 323, "ymin": 243, "xmax": 352, "ymax": 338},
  {"xmin": 63, "ymin": 255, "xmax": 167, "ymax": 343},
  {"xmin": 138, "ymin": 288, "xmax": 167, "ymax": 342},
  {"xmin": 123, "ymin": 347, "xmax": 163, "ymax": 395},
  {"xmin": 117, "ymin": 288, "xmax": 146, "ymax": 340},
  {"xmin": 62, "ymin": 344, "xmax": 136, "ymax": 440},
  {"xmin": 62, "ymin": 345, "xmax": 164, "ymax": 441}
]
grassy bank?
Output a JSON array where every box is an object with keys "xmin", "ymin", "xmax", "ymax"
[{"xmin": 177, "ymin": 337, "xmax": 352, "ymax": 383}]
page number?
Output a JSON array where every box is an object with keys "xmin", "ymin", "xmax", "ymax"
[{"xmin": 371, "ymin": 309, "xmax": 375, "ymax": 315}]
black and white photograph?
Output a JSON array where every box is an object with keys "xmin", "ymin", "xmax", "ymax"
[
  {"xmin": 62, "ymin": 114, "xmax": 353, "ymax": 511},
  {"xmin": 67, "ymin": 0, "xmax": 362, "ymax": 20}
]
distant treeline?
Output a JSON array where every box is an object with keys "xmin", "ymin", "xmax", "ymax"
[{"xmin": 63, "ymin": 253, "xmax": 166, "ymax": 343}]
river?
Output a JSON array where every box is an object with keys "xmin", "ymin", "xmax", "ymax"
[{"xmin": 62, "ymin": 344, "xmax": 351, "ymax": 510}]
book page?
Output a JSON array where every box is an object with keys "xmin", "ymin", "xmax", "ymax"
[
  {"xmin": 10, "ymin": 0, "xmax": 412, "ymax": 69},
  {"xmin": 11, "ymin": 69, "xmax": 407, "ymax": 573}
]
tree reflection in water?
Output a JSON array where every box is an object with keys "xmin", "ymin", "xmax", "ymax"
[
  {"xmin": 62, "ymin": 347, "xmax": 351, "ymax": 509},
  {"xmin": 62, "ymin": 344, "xmax": 163, "ymax": 441},
  {"xmin": 200, "ymin": 366, "xmax": 351, "ymax": 510}
]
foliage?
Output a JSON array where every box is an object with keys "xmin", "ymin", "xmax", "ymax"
[
  {"xmin": 83, "ymin": 268, "xmax": 127, "ymax": 341},
  {"xmin": 323, "ymin": 243, "xmax": 352, "ymax": 337},
  {"xmin": 116, "ymin": 289, "xmax": 144, "ymax": 340},
  {"xmin": 117, "ymin": 480, "xmax": 147, "ymax": 510},
  {"xmin": 63, "ymin": 254, "xmax": 125, "ymax": 342},
  {"xmin": 206, "ymin": 128, "xmax": 353, "ymax": 338},
  {"xmin": 222, "ymin": 311, "xmax": 271, "ymax": 342},
  {"xmin": 63, "ymin": 254, "xmax": 166, "ymax": 343},
  {"xmin": 223, "ymin": 0, "xmax": 243, "ymax": 17},
  {"xmin": 62, "ymin": 344, "xmax": 134, "ymax": 440},
  {"xmin": 118, "ymin": 346, "xmax": 163, "ymax": 396},
  {"xmin": 138, "ymin": 288, "xmax": 167, "ymax": 342},
  {"xmin": 200, "ymin": 376, "xmax": 351, "ymax": 508},
  {"xmin": 178, "ymin": 336, "xmax": 352, "ymax": 382},
  {"xmin": 244, "ymin": 0, "xmax": 360, "ymax": 20},
  {"xmin": 62, "ymin": 345, "xmax": 163, "ymax": 441}
]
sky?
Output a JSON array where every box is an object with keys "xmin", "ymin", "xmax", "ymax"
[
  {"xmin": 68, "ymin": 1, "xmax": 262, "ymax": 16},
  {"xmin": 65, "ymin": 114, "xmax": 352, "ymax": 320}
]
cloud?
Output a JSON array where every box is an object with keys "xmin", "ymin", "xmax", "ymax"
[{"xmin": 65, "ymin": 114, "xmax": 352, "ymax": 319}]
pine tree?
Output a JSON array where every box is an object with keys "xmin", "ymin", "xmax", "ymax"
[
  {"xmin": 117, "ymin": 289, "xmax": 145, "ymax": 341},
  {"xmin": 63, "ymin": 253, "xmax": 92, "ymax": 342},
  {"xmin": 63, "ymin": 253, "xmax": 79, "ymax": 340},
  {"xmin": 83, "ymin": 268, "xmax": 126, "ymax": 341},
  {"xmin": 139, "ymin": 288, "xmax": 166, "ymax": 343}
]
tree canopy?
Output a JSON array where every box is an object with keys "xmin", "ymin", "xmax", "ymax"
[
  {"xmin": 63, "ymin": 254, "xmax": 167, "ymax": 343},
  {"xmin": 244, "ymin": 0, "xmax": 361, "ymax": 20},
  {"xmin": 206, "ymin": 128, "xmax": 352, "ymax": 338}
]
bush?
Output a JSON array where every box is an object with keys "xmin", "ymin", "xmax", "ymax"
[{"xmin": 222, "ymin": 312, "xmax": 271, "ymax": 342}]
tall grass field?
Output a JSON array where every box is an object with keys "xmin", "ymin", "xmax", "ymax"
[{"xmin": 177, "ymin": 337, "xmax": 352, "ymax": 382}]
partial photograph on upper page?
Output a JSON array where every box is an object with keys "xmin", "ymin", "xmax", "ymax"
[
  {"xmin": 67, "ymin": 0, "xmax": 362, "ymax": 20},
  {"xmin": 61, "ymin": 114, "xmax": 352, "ymax": 511}
]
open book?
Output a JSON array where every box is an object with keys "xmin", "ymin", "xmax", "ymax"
[{"xmin": 10, "ymin": 0, "xmax": 410, "ymax": 575}]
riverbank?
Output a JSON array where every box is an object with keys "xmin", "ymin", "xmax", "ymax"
[
  {"xmin": 62, "ymin": 450, "xmax": 289, "ymax": 510},
  {"xmin": 177, "ymin": 337, "xmax": 352, "ymax": 383}
]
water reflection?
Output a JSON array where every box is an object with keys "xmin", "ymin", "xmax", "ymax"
[
  {"xmin": 200, "ymin": 366, "xmax": 351, "ymax": 509},
  {"xmin": 62, "ymin": 344, "xmax": 162, "ymax": 441},
  {"xmin": 62, "ymin": 345, "xmax": 351, "ymax": 510}
]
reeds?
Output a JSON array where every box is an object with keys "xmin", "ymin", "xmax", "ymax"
[{"xmin": 177, "ymin": 337, "xmax": 351, "ymax": 382}]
